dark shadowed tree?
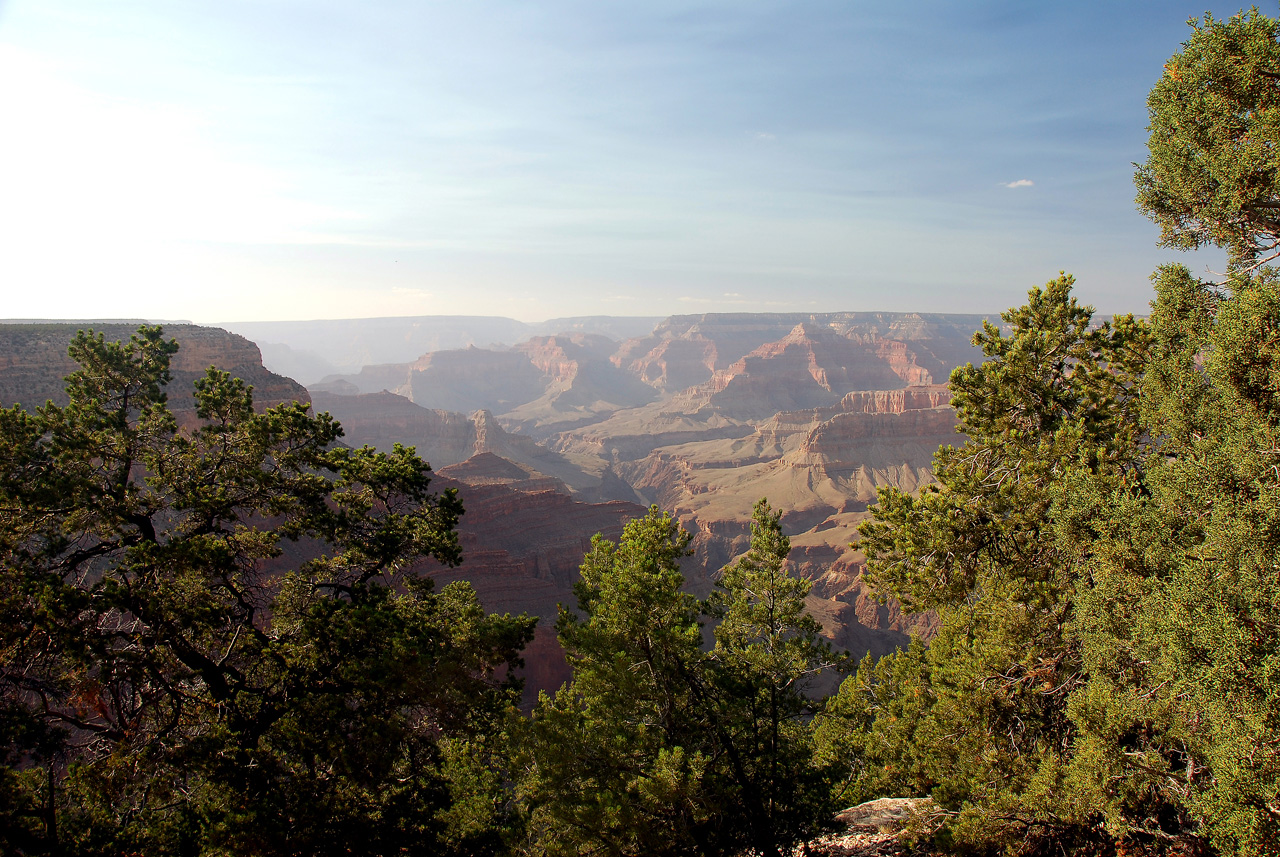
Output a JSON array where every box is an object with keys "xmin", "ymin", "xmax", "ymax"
[{"xmin": 0, "ymin": 326, "xmax": 534, "ymax": 857}]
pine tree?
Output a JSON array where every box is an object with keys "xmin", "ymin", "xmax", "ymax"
[
  {"xmin": 520, "ymin": 502, "xmax": 839, "ymax": 857},
  {"xmin": 519, "ymin": 507, "xmax": 711, "ymax": 857},
  {"xmin": 821, "ymin": 277, "xmax": 1150, "ymax": 851},
  {"xmin": 706, "ymin": 498, "xmax": 841, "ymax": 855}
]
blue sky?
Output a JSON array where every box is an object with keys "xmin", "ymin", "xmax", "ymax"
[{"xmin": 0, "ymin": 1, "xmax": 1255, "ymax": 322}]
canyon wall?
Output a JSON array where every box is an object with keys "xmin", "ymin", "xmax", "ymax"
[{"xmin": 0, "ymin": 323, "xmax": 309, "ymax": 417}]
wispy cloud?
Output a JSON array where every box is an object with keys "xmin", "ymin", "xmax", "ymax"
[
  {"xmin": 1003, "ymin": 179, "xmax": 1034, "ymax": 189},
  {"xmin": 750, "ymin": 131, "xmax": 776, "ymax": 141}
]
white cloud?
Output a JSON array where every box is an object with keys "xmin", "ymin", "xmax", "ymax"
[
  {"xmin": 750, "ymin": 131, "xmax": 776, "ymax": 141},
  {"xmin": 1003, "ymin": 179, "xmax": 1034, "ymax": 189}
]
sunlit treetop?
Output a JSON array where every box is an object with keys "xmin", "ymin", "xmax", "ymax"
[{"xmin": 1137, "ymin": 9, "xmax": 1280, "ymax": 272}]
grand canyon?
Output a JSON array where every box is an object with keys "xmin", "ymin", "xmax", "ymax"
[{"xmin": 0, "ymin": 312, "xmax": 1002, "ymax": 696}]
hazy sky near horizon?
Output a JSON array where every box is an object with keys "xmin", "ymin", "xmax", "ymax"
[{"xmin": 0, "ymin": 1, "xmax": 1254, "ymax": 323}]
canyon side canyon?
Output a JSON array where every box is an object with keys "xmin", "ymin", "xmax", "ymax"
[{"xmin": 1, "ymin": 313, "xmax": 1004, "ymax": 698}]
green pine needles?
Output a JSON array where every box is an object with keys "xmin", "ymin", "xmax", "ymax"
[
  {"xmin": 520, "ymin": 502, "xmax": 841, "ymax": 857},
  {"xmin": 814, "ymin": 10, "xmax": 1280, "ymax": 856}
]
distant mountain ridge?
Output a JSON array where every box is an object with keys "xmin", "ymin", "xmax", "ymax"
[
  {"xmin": 218, "ymin": 315, "xmax": 667, "ymax": 383},
  {"xmin": 0, "ymin": 323, "xmax": 308, "ymax": 422}
]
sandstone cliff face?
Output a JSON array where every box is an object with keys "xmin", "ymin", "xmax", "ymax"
[
  {"xmin": 308, "ymin": 390, "xmax": 478, "ymax": 469},
  {"xmin": 613, "ymin": 314, "xmax": 818, "ymax": 394},
  {"xmin": 501, "ymin": 334, "xmax": 658, "ymax": 435},
  {"xmin": 311, "ymin": 348, "xmax": 546, "ymax": 412},
  {"xmin": 312, "ymin": 334, "xmax": 659, "ymax": 437},
  {"xmin": 407, "ymin": 347, "xmax": 547, "ymax": 414},
  {"xmin": 687, "ymin": 324, "xmax": 935, "ymax": 419},
  {"xmin": 0, "ymin": 324, "xmax": 309, "ymax": 418},
  {"xmin": 612, "ymin": 312, "xmax": 997, "ymax": 395}
]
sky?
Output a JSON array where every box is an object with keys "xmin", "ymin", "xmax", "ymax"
[{"xmin": 0, "ymin": 1, "xmax": 1261, "ymax": 323}]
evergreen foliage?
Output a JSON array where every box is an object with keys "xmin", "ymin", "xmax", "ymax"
[
  {"xmin": 705, "ymin": 499, "xmax": 840, "ymax": 852},
  {"xmin": 520, "ymin": 502, "xmax": 838, "ymax": 857},
  {"xmin": 819, "ymin": 277, "xmax": 1151, "ymax": 852},
  {"xmin": 1136, "ymin": 9, "xmax": 1280, "ymax": 271},
  {"xmin": 818, "ymin": 10, "xmax": 1280, "ymax": 855},
  {"xmin": 0, "ymin": 327, "xmax": 534, "ymax": 856}
]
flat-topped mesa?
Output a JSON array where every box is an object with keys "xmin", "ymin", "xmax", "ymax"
[
  {"xmin": 0, "ymin": 323, "xmax": 309, "ymax": 419},
  {"xmin": 799, "ymin": 409, "xmax": 960, "ymax": 455}
]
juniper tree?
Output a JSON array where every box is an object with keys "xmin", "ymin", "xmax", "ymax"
[{"xmin": 1136, "ymin": 9, "xmax": 1280, "ymax": 272}]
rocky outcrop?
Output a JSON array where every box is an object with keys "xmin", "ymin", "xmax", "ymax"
[
  {"xmin": 312, "ymin": 335, "xmax": 658, "ymax": 436},
  {"xmin": 438, "ymin": 452, "xmax": 570, "ymax": 494},
  {"xmin": 663, "ymin": 324, "xmax": 942, "ymax": 420},
  {"xmin": 835, "ymin": 797, "xmax": 936, "ymax": 833},
  {"xmin": 612, "ymin": 312, "xmax": 998, "ymax": 396},
  {"xmin": 0, "ymin": 323, "xmax": 309, "ymax": 418},
  {"xmin": 313, "ymin": 347, "xmax": 549, "ymax": 413},
  {"xmin": 406, "ymin": 347, "xmax": 547, "ymax": 414},
  {"xmin": 311, "ymin": 390, "xmax": 642, "ymax": 503},
  {"xmin": 613, "ymin": 314, "xmax": 815, "ymax": 394}
]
